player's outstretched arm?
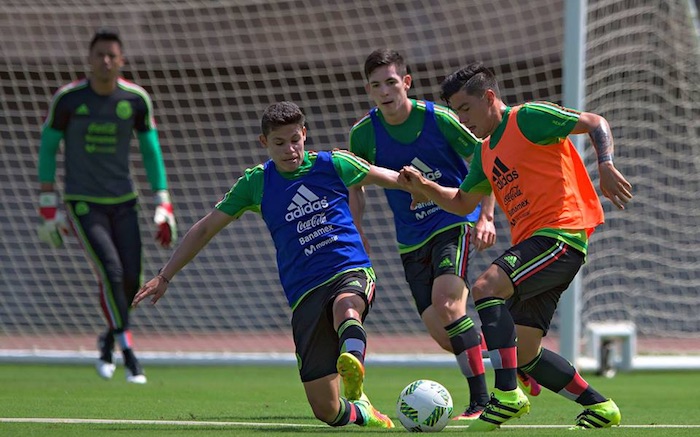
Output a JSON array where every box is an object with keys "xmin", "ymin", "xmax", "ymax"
[
  {"xmin": 574, "ymin": 112, "xmax": 633, "ymax": 209},
  {"xmin": 359, "ymin": 164, "xmax": 401, "ymax": 189},
  {"xmin": 398, "ymin": 166, "xmax": 481, "ymax": 216},
  {"xmin": 133, "ymin": 209, "xmax": 235, "ymax": 306}
]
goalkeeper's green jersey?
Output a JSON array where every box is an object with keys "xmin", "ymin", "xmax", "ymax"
[{"xmin": 38, "ymin": 77, "xmax": 167, "ymax": 204}]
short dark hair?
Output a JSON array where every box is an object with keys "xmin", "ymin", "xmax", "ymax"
[
  {"xmin": 260, "ymin": 101, "xmax": 306, "ymax": 136},
  {"xmin": 89, "ymin": 28, "xmax": 122, "ymax": 51},
  {"xmin": 363, "ymin": 48, "xmax": 408, "ymax": 80},
  {"xmin": 440, "ymin": 62, "xmax": 500, "ymax": 104}
]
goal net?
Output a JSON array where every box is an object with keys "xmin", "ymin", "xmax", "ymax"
[{"xmin": 1, "ymin": 0, "xmax": 698, "ymax": 364}]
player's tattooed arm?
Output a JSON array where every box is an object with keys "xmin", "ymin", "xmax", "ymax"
[{"xmin": 588, "ymin": 120, "xmax": 614, "ymax": 164}]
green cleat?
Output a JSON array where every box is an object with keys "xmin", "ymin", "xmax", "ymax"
[
  {"xmin": 571, "ymin": 399, "xmax": 621, "ymax": 429},
  {"xmin": 353, "ymin": 394, "xmax": 395, "ymax": 429},
  {"xmin": 467, "ymin": 387, "xmax": 530, "ymax": 432},
  {"xmin": 337, "ymin": 352, "xmax": 365, "ymax": 401}
]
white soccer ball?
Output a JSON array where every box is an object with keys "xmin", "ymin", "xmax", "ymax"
[{"xmin": 396, "ymin": 379, "xmax": 453, "ymax": 432}]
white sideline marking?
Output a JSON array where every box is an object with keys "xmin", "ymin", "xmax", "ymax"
[
  {"xmin": 1, "ymin": 418, "xmax": 699, "ymax": 428},
  {"xmin": 0, "ymin": 418, "xmax": 323, "ymax": 427}
]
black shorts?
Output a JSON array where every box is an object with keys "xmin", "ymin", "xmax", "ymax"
[
  {"xmin": 291, "ymin": 268, "xmax": 375, "ymax": 382},
  {"xmin": 400, "ymin": 224, "xmax": 473, "ymax": 315},
  {"xmin": 492, "ymin": 236, "xmax": 584, "ymax": 335}
]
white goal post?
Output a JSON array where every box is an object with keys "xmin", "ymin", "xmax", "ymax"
[{"xmin": 1, "ymin": 0, "xmax": 699, "ymax": 371}]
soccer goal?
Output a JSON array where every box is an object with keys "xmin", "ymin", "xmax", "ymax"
[{"xmin": 1, "ymin": 0, "xmax": 698, "ymax": 370}]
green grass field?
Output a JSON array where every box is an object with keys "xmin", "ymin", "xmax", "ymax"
[{"xmin": 1, "ymin": 363, "xmax": 698, "ymax": 436}]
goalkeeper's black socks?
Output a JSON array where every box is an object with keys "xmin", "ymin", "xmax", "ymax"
[{"xmin": 97, "ymin": 329, "xmax": 114, "ymax": 362}]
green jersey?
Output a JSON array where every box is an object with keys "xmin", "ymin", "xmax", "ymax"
[
  {"xmin": 216, "ymin": 150, "xmax": 371, "ymax": 217},
  {"xmin": 38, "ymin": 77, "xmax": 167, "ymax": 203},
  {"xmin": 349, "ymin": 99, "xmax": 479, "ymax": 163},
  {"xmin": 460, "ymin": 102, "xmax": 590, "ymax": 253}
]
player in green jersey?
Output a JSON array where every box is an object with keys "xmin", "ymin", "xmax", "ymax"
[
  {"xmin": 134, "ymin": 101, "xmax": 400, "ymax": 428},
  {"xmin": 399, "ymin": 62, "xmax": 630, "ymax": 431},
  {"xmin": 37, "ymin": 28, "xmax": 177, "ymax": 384},
  {"xmin": 349, "ymin": 49, "xmax": 539, "ymax": 420}
]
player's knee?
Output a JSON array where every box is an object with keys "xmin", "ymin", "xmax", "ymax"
[{"xmin": 471, "ymin": 273, "xmax": 503, "ymax": 300}]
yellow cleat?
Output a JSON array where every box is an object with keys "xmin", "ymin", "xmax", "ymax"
[
  {"xmin": 571, "ymin": 399, "xmax": 621, "ymax": 429},
  {"xmin": 467, "ymin": 387, "xmax": 530, "ymax": 432},
  {"xmin": 337, "ymin": 352, "xmax": 365, "ymax": 401}
]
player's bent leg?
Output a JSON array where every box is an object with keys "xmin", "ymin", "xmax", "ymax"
[
  {"xmin": 571, "ymin": 399, "xmax": 621, "ymax": 429},
  {"xmin": 336, "ymin": 352, "xmax": 365, "ymax": 401},
  {"xmin": 303, "ymin": 374, "xmax": 345, "ymax": 424},
  {"xmin": 467, "ymin": 387, "xmax": 530, "ymax": 432}
]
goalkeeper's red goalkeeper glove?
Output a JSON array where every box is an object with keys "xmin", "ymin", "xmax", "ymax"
[
  {"xmin": 37, "ymin": 192, "xmax": 70, "ymax": 248},
  {"xmin": 154, "ymin": 190, "xmax": 177, "ymax": 248}
]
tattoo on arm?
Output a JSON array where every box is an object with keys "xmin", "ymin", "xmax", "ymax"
[{"xmin": 588, "ymin": 122, "xmax": 614, "ymax": 164}]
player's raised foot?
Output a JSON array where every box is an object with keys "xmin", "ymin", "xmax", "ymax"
[
  {"xmin": 517, "ymin": 369, "xmax": 542, "ymax": 396},
  {"xmin": 452, "ymin": 401, "xmax": 486, "ymax": 421},
  {"xmin": 467, "ymin": 387, "xmax": 530, "ymax": 432},
  {"xmin": 353, "ymin": 394, "xmax": 395, "ymax": 429},
  {"xmin": 95, "ymin": 359, "xmax": 116, "ymax": 380},
  {"xmin": 337, "ymin": 352, "xmax": 365, "ymax": 401},
  {"xmin": 570, "ymin": 399, "xmax": 621, "ymax": 429},
  {"xmin": 123, "ymin": 350, "xmax": 147, "ymax": 384}
]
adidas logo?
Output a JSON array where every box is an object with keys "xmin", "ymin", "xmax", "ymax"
[
  {"xmin": 410, "ymin": 158, "xmax": 442, "ymax": 181},
  {"xmin": 285, "ymin": 185, "xmax": 328, "ymax": 222},
  {"xmin": 492, "ymin": 157, "xmax": 519, "ymax": 189},
  {"xmin": 76, "ymin": 104, "xmax": 90, "ymax": 116},
  {"xmin": 438, "ymin": 257, "xmax": 453, "ymax": 268},
  {"xmin": 348, "ymin": 280, "xmax": 362, "ymax": 287},
  {"xmin": 503, "ymin": 255, "xmax": 518, "ymax": 268}
]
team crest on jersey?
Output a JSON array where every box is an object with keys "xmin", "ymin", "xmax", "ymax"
[{"xmin": 116, "ymin": 100, "xmax": 133, "ymax": 120}]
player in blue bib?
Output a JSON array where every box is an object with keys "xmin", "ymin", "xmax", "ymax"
[
  {"xmin": 350, "ymin": 49, "xmax": 508, "ymax": 419},
  {"xmin": 134, "ymin": 102, "xmax": 400, "ymax": 429}
]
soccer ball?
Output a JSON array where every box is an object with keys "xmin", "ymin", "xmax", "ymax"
[{"xmin": 396, "ymin": 379, "xmax": 453, "ymax": 432}]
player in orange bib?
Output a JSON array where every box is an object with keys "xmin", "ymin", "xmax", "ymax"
[{"xmin": 398, "ymin": 62, "xmax": 632, "ymax": 431}]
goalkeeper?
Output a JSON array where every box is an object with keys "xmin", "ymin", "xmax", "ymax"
[
  {"xmin": 134, "ymin": 101, "xmax": 398, "ymax": 429},
  {"xmin": 37, "ymin": 28, "xmax": 177, "ymax": 384},
  {"xmin": 399, "ymin": 62, "xmax": 632, "ymax": 431}
]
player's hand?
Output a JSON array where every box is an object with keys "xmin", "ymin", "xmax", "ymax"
[
  {"xmin": 133, "ymin": 274, "xmax": 170, "ymax": 307},
  {"xmin": 154, "ymin": 190, "xmax": 177, "ymax": 248},
  {"xmin": 37, "ymin": 192, "xmax": 71, "ymax": 248},
  {"xmin": 598, "ymin": 162, "xmax": 633, "ymax": 210},
  {"xmin": 398, "ymin": 166, "xmax": 430, "ymax": 209},
  {"xmin": 472, "ymin": 215, "xmax": 496, "ymax": 251}
]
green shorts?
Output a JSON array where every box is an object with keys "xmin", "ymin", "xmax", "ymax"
[{"xmin": 292, "ymin": 268, "xmax": 375, "ymax": 382}]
